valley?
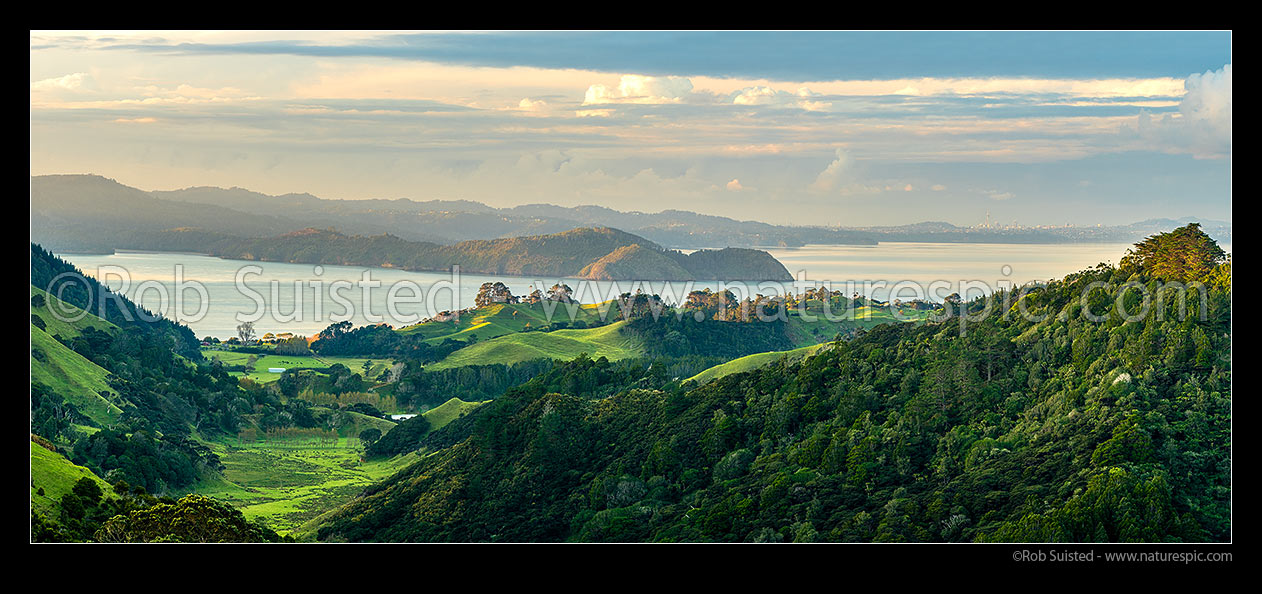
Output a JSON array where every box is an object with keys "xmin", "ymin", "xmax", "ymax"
[{"xmin": 29, "ymin": 30, "xmax": 1233, "ymax": 552}]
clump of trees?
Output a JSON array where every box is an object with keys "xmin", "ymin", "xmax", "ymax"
[
  {"xmin": 1121, "ymin": 223, "xmax": 1228, "ymax": 284},
  {"xmin": 310, "ymin": 320, "xmax": 469, "ymax": 360},
  {"xmin": 95, "ymin": 494, "xmax": 285, "ymax": 543},
  {"xmin": 33, "ymin": 476, "xmax": 287, "ymax": 543},
  {"xmin": 365, "ymin": 414, "xmax": 432, "ymax": 458},
  {"xmin": 274, "ymin": 335, "xmax": 313, "ymax": 356},
  {"xmin": 33, "ymin": 477, "xmax": 161, "ymax": 543},
  {"xmin": 475, "ymin": 282, "xmax": 517, "ymax": 307}
]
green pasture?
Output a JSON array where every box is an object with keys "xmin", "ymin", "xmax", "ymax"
[{"xmin": 425, "ymin": 320, "xmax": 643, "ymax": 371}]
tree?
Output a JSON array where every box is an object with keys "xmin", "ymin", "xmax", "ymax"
[
  {"xmin": 94, "ymin": 495, "xmax": 283, "ymax": 543},
  {"xmin": 1121, "ymin": 223, "xmax": 1227, "ymax": 283},
  {"xmin": 359, "ymin": 428, "xmax": 383, "ymax": 449},
  {"xmin": 275, "ymin": 336, "xmax": 312, "ymax": 356},
  {"xmin": 236, "ymin": 321, "xmax": 256, "ymax": 345},
  {"xmin": 547, "ymin": 283, "xmax": 574, "ymax": 303},
  {"xmin": 475, "ymin": 282, "xmax": 515, "ymax": 307},
  {"xmin": 318, "ymin": 320, "xmax": 353, "ymax": 341}
]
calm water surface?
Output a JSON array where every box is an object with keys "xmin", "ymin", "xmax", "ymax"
[{"xmin": 58, "ymin": 241, "xmax": 1199, "ymax": 339}]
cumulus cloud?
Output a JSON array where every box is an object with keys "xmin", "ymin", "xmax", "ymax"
[
  {"xmin": 732, "ymin": 86, "xmax": 778, "ymax": 105},
  {"xmin": 731, "ymin": 86, "xmax": 830, "ymax": 111},
  {"xmin": 583, "ymin": 75, "xmax": 694, "ymax": 105},
  {"xmin": 517, "ymin": 97, "xmax": 547, "ymax": 111},
  {"xmin": 810, "ymin": 149, "xmax": 853, "ymax": 192},
  {"xmin": 30, "ymin": 72, "xmax": 94, "ymax": 92},
  {"xmin": 1128, "ymin": 64, "xmax": 1231, "ymax": 157},
  {"xmin": 1179, "ymin": 64, "xmax": 1232, "ymax": 147},
  {"xmin": 726, "ymin": 178, "xmax": 743, "ymax": 191}
]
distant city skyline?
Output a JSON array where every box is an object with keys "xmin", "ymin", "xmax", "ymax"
[{"xmin": 30, "ymin": 31, "xmax": 1231, "ymax": 227}]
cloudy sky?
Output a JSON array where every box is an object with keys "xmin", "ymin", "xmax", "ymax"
[{"xmin": 30, "ymin": 31, "xmax": 1231, "ymax": 226}]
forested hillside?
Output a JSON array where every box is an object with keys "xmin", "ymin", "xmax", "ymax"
[
  {"xmin": 31, "ymin": 245, "xmax": 342, "ymax": 540},
  {"xmin": 314, "ymin": 225, "xmax": 1231, "ymax": 542}
]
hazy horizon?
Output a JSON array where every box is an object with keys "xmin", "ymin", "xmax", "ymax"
[{"xmin": 28, "ymin": 172, "xmax": 1233, "ymax": 230}]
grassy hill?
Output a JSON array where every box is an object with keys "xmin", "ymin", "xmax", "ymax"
[
  {"xmin": 31, "ymin": 286, "xmax": 119, "ymax": 339},
  {"xmin": 30, "ymin": 285, "xmax": 125, "ymax": 426},
  {"xmin": 425, "ymin": 320, "xmax": 644, "ymax": 371},
  {"xmin": 785, "ymin": 303, "xmax": 937, "ymax": 347},
  {"xmin": 30, "ymin": 440, "xmax": 113, "ymax": 516},
  {"xmin": 423, "ymin": 397, "xmax": 487, "ymax": 431},
  {"xmin": 412, "ymin": 300, "xmax": 934, "ymax": 373},
  {"xmin": 30, "ymin": 325, "xmax": 123, "ymax": 426},
  {"xmin": 397, "ymin": 302, "xmax": 610, "ymax": 344},
  {"xmin": 686, "ymin": 343, "xmax": 826, "ymax": 385}
]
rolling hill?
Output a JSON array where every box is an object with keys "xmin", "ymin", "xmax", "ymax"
[
  {"xmin": 396, "ymin": 302, "xmax": 610, "ymax": 343},
  {"xmin": 423, "ymin": 398, "xmax": 487, "ymax": 431},
  {"xmin": 30, "ymin": 325, "xmax": 123, "ymax": 426},
  {"xmin": 30, "ymin": 439, "xmax": 114, "ymax": 516},
  {"xmin": 685, "ymin": 343, "xmax": 826, "ymax": 385},
  {"xmin": 30, "ymin": 287, "xmax": 126, "ymax": 426},
  {"xmin": 425, "ymin": 320, "xmax": 644, "ymax": 371}
]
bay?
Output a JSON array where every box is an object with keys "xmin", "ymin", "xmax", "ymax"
[{"xmin": 55, "ymin": 241, "xmax": 1201, "ymax": 339}]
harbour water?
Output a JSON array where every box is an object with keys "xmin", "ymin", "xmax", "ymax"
[{"xmin": 55, "ymin": 241, "xmax": 1168, "ymax": 339}]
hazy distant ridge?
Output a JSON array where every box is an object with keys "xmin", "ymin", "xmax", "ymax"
[{"xmin": 31, "ymin": 175, "xmax": 1231, "ymax": 253}]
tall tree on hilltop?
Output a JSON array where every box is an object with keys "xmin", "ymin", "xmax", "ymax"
[{"xmin": 1121, "ymin": 223, "xmax": 1227, "ymax": 283}]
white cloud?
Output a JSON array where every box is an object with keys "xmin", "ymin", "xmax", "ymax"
[
  {"xmin": 583, "ymin": 75, "xmax": 694, "ymax": 105},
  {"xmin": 692, "ymin": 75, "xmax": 1186, "ymax": 100},
  {"xmin": 731, "ymin": 86, "xmax": 831, "ymax": 111},
  {"xmin": 732, "ymin": 86, "xmax": 778, "ymax": 105},
  {"xmin": 726, "ymin": 179, "xmax": 743, "ymax": 191},
  {"xmin": 985, "ymin": 190, "xmax": 1015, "ymax": 201},
  {"xmin": 30, "ymin": 72, "xmax": 93, "ymax": 92},
  {"xmin": 810, "ymin": 149, "xmax": 853, "ymax": 192},
  {"xmin": 517, "ymin": 97, "xmax": 546, "ymax": 111},
  {"xmin": 1180, "ymin": 64, "xmax": 1232, "ymax": 148},
  {"xmin": 1127, "ymin": 64, "xmax": 1231, "ymax": 158}
]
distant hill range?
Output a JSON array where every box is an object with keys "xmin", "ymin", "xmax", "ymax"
[
  {"xmin": 845, "ymin": 218, "xmax": 1232, "ymax": 246},
  {"xmin": 30, "ymin": 176, "xmax": 792, "ymax": 280},
  {"xmin": 32, "ymin": 174, "xmax": 1231, "ymax": 255},
  {"xmin": 196, "ymin": 226, "xmax": 792, "ymax": 281}
]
